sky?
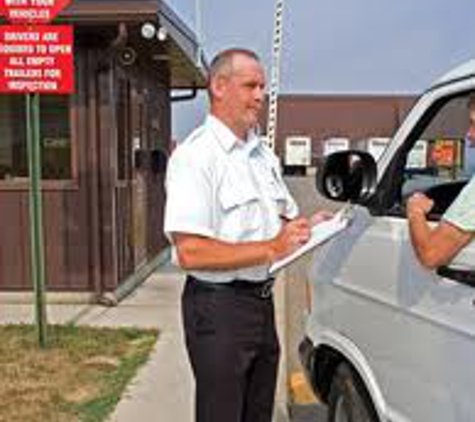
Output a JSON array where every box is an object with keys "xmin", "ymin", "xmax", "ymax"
[{"xmin": 167, "ymin": 0, "xmax": 475, "ymax": 140}]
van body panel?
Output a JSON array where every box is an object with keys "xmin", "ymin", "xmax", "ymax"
[{"xmin": 308, "ymin": 204, "xmax": 475, "ymax": 421}]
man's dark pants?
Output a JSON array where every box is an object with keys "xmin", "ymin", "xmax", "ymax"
[{"xmin": 182, "ymin": 276, "xmax": 280, "ymax": 422}]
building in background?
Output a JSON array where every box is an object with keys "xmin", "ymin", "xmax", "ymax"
[
  {"xmin": 0, "ymin": 0, "xmax": 206, "ymax": 301},
  {"xmin": 260, "ymin": 94, "xmax": 417, "ymax": 173}
]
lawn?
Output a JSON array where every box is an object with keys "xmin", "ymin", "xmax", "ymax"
[{"xmin": 0, "ymin": 325, "xmax": 158, "ymax": 422}]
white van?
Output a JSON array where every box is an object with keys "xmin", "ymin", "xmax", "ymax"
[{"xmin": 299, "ymin": 59, "xmax": 475, "ymax": 422}]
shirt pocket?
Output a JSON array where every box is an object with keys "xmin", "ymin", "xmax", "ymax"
[
  {"xmin": 267, "ymin": 169, "xmax": 290, "ymax": 217},
  {"xmin": 218, "ymin": 173, "xmax": 261, "ymax": 239}
]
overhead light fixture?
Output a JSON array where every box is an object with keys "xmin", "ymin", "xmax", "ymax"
[
  {"xmin": 157, "ymin": 26, "xmax": 168, "ymax": 42},
  {"xmin": 141, "ymin": 22, "xmax": 156, "ymax": 40}
]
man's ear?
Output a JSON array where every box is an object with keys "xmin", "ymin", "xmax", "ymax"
[{"xmin": 210, "ymin": 75, "xmax": 227, "ymax": 100}]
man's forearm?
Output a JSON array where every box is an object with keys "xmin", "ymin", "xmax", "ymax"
[
  {"xmin": 172, "ymin": 218, "xmax": 311, "ymax": 271},
  {"xmin": 173, "ymin": 235, "xmax": 277, "ymax": 271},
  {"xmin": 408, "ymin": 210, "xmax": 435, "ymax": 268}
]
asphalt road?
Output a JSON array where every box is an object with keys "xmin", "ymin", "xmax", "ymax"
[
  {"xmin": 290, "ymin": 403, "xmax": 328, "ymax": 422},
  {"xmin": 284, "ymin": 174, "xmax": 334, "ymax": 422}
]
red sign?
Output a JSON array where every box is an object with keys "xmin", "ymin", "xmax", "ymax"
[
  {"xmin": 0, "ymin": 25, "xmax": 74, "ymax": 93},
  {"xmin": 0, "ymin": 0, "xmax": 71, "ymax": 24}
]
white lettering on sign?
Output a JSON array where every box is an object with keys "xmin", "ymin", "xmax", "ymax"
[
  {"xmin": 26, "ymin": 56, "xmax": 55, "ymax": 66},
  {"xmin": 0, "ymin": 25, "xmax": 74, "ymax": 94},
  {"xmin": 9, "ymin": 9, "xmax": 50, "ymax": 19},
  {"xmin": 4, "ymin": 68, "xmax": 42, "ymax": 78},
  {"xmin": 8, "ymin": 80, "xmax": 58, "ymax": 91},
  {"xmin": 48, "ymin": 44, "xmax": 71, "ymax": 54},
  {"xmin": 42, "ymin": 32, "xmax": 58, "ymax": 42},
  {"xmin": 5, "ymin": 0, "xmax": 28, "ymax": 5},
  {"xmin": 31, "ymin": 0, "xmax": 55, "ymax": 5},
  {"xmin": 0, "ymin": 44, "xmax": 35, "ymax": 54},
  {"xmin": 4, "ymin": 31, "xmax": 40, "ymax": 42},
  {"xmin": 35, "ymin": 44, "xmax": 47, "ymax": 54},
  {"xmin": 8, "ymin": 56, "xmax": 25, "ymax": 65},
  {"xmin": 43, "ymin": 68, "xmax": 60, "ymax": 78},
  {"xmin": 5, "ymin": 0, "xmax": 55, "ymax": 5}
]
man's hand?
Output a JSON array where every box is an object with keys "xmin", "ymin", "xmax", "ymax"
[
  {"xmin": 406, "ymin": 192, "xmax": 472, "ymax": 269},
  {"xmin": 406, "ymin": 192, "xmax": 434, "ymax": 219},
  {"xmin": 270, "ymin": 218, "xmax": 311, "ymax": 262}
]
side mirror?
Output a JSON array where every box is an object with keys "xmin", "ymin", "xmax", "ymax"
[{"xmin": 316, "ymin": 150, "xmax": 377, "ymax": 204}]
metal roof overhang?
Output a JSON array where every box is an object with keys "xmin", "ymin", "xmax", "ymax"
[{"xmin": 56, "ymin": 0, "xmax": 207, "ymax": 89}]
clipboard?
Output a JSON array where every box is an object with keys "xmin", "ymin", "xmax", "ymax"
[{"xmin": 269, "ymin": 206, "xmax": 353, "ymax": 274}]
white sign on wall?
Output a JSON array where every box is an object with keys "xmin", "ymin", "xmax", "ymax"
[
  {"xmin": 285, "ymin": 136, "xmax": 312, "ymax": 166},
  {"xmin": 323, "ymin": 137, "xmax": 349, "ymax": 156},
  {"xmin": 406, "ymin": 140, "xmax": 428, "ymax": 169},
  {"xmin": 367, "ymin": 137, "xmax": 390, "ymax": 162}
]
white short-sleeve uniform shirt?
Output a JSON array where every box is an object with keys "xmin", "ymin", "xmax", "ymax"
[
  {"xmin": 164, "ymin": 115, "xmax": 299, "ymax": 283},
  {"xmin": 443, "ymin": 176, "xmax": 475, "ymax": 232}
]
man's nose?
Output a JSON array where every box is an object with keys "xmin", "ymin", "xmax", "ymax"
[{"xmin": 254, "ymin": 86, "xmax": 265, "ymax": 102}]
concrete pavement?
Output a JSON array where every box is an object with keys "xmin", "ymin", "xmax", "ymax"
[{"xmin": 0, "ymin": 262, "xmax": 290, "ymax": 422}]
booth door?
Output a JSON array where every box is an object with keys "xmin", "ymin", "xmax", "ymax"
[{"xmin": 115, "ymin": 79, "xmax": 148, "ymax": 282}]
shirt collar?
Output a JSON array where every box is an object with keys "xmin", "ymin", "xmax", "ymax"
[{"xmin": 207, "ymin": 115, "xmax": 262, "ymax": 155}]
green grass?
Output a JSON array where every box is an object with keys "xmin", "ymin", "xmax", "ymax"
[{"xmin": 0, "ymin": 325, "xmax": 158, "ymax": 422}]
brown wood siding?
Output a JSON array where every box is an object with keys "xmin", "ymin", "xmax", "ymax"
[
  {"xmin": 0, "ymin": 192, "xmax": 29, "ymax": 290},
  {"xmin": 80, "ymin": 49, "xmax": 101, "ymax": 295},
  {"xmin": 143, "ymin": 64, "xmax": 170, "ymax": 257},
  {"xmin": 96, "ymin": 58, "xmax": 119, "ymax": 291},
  {"xmin": 43, "ymin": 189, "xmax": 90, "ymax": 291},
  {"xmin": 116, "ymin": 186, "xmax": 134, "ymax": 281},
  {"xmin": 0, "ymin": 187, "xmax": 90, "ymax": 291}
]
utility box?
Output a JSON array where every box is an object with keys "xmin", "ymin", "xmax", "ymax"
[{"xmin": 284, "ymin": 136, "xmax": 312, "ymax": 175}]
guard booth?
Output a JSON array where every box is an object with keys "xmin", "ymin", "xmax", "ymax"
[{"xmin": 0, "ymin": 0, "xmax": 206, "ymax": 302}]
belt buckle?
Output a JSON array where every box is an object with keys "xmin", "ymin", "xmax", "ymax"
[{"xmin": 260, "ymin": 281, "xmax": 274, "ymax": 299}]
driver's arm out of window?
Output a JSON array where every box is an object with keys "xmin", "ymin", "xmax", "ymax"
[{"xmin": 407, "ymin": 189, "xmax": 474, "ymax": 269}]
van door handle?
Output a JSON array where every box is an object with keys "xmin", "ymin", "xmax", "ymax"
[{"xmin": 436, "ymin": 265, "xmax": 475, "ymax": 288}]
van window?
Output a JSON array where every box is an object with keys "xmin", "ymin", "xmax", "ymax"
[{"xmin": 399, "ymin": 93, "xmax": 473, "ymax": 218}]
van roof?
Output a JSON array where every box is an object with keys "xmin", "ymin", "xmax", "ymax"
[{"xmin": 432, "ymin": 59, "xmax": 475, "ymax": 88}]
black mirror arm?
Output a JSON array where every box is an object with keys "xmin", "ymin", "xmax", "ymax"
[{"xmin": 436, "ymin": 265, "xmax": 475, "ymax": 288}]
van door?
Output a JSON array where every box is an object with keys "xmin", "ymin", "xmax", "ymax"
[{"xmin": 312, "ymin": 90, "xmax": 475, "ymax": 422}]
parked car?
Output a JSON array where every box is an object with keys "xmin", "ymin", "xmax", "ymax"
[{"xmin": 299, "ymin": 59, "xmax": 475, "ymax": 422}]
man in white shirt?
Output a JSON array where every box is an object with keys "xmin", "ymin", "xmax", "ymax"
[{"xmin": 164, "ymin": 48, "xmax": 328, "ymax": 422}]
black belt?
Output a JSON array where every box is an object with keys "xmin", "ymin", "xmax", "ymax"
[{"xmin": 187, "ymin": 275, "xmax": 275, "ymax": 299}]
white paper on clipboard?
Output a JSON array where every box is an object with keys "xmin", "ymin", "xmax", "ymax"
[{"xmin": 269, "ymin": 207, "xmax": 352, "ymax": 274}]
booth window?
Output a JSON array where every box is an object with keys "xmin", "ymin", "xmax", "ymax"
[{"xmin": 0, "ymin": 95, "xmax": 71, "ymax": 180}]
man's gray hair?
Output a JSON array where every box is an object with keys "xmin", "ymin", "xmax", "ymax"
[{"xmin": 208, "ymin": 48, "xmax": 261, "ymax": 85}]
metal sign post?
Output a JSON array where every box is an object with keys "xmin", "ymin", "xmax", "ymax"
[
  {"xmin": 0, "ymin": 0, "xmax": 73, "ymax": 348},
  {"xmin": 26, "ymin": 92, "xmax": 47, "ymax": 348}
]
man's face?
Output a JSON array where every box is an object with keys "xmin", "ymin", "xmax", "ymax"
[{"xmin": 212, "ymin": 55, "xmax": 266, "ymax": 134}]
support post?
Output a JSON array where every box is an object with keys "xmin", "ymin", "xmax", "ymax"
[{"xmin": 26, "ymin": 93, "xmax": 48, "ymax": 348}]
